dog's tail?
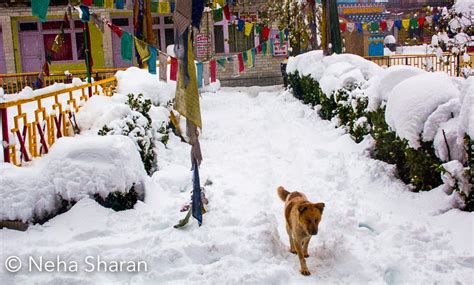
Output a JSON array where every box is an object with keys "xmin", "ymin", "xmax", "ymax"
[{"xmin": 277, "ymin": 186, "xmax": 290, "ymax": 202}]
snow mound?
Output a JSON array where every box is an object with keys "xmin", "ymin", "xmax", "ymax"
[
  {"xmin": 0, "ymin": 136, "xmax": 146, "ymax": 222},
  {"xmin": 365, "ymin": 65, "xmax": 426, "ymax": 111},
  {"xmin": 385, "ymin": 72, "xmax": 461, "ymax": 149},
  {"xmin": 115, "ymin": 67, "xmax": 176, "ymax": 106}
]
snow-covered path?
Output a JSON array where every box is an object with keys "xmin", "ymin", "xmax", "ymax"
[{"xmin": 1, "ymin": 87, "xmax": 473, "ymax": 284}]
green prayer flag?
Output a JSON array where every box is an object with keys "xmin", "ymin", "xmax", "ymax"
[
  {"xmin": 121, "ymin": 32, "xmax": 133, "ymax": 62},
  {"xmin": 214, "ymin": 8, "xmax": 223, "ymax": 22},
  {"xmin": 279, "ymin": 31, "xmax": 284, "ymax": 48},
  {"xmin": 410, "ymin": 18, "xmax": 419, "ymax": 29},
  {"xmin": 217, "ymin": 58, "xmax": 226, "ymax": 68},
  {"xmin": 255, "ymin": 24, "xmax": 261, "ymax": 34},
  {"xmin": 371, "ymin": 22, "xmax": 379, "ymax": 32},
  {"xmin": 93, "ymin": 0, "xmax": 104, "ymax": 6},
  {"xmin": 242, "ymin": 51, "xmax": 248, "ymax": 64},
  {"xmin": 262, "ymin": 41, "xmax": 267, "ymax": 56},
  {"xmin": 32, "ymin": 0, "xmax": 50, "ymax": 22},
  {"xmin": 151, "ymin": 0, "xmax": 158, "ymax": 13}
]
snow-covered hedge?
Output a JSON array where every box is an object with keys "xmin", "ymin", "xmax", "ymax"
[
  {"xmin": 0, "ymin": 136, "xmax": 146, "ymax": 223},
  {"xmin": 286, "ymin": 51, "xmax": 473, "ymax": 210}
]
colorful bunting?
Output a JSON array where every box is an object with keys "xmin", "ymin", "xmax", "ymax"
[
  {"xmin": 116, "ymin": 0, "xmax": 125, "ymax": 9},
  {"xmin": 262, "ymin": 41, "xmax": 267, "ymax": 56},
  {"xmin": 261, "ymin": 26, "xmax": 270, "ymax": 41},
  {"xmin": 402, "ymin": 19, "xmax": 410, "ymax": 31},
  {"xmin": 238, "ymin": 20, "xmax": 244, "ymax": 32},
  {"xmin": 232, "ymin": 56, "xmax": 240, "ymax": 77},
  {"xmin": 270, "ymin": 39, "xmax": 274, "ymax": 55},
  {"xmin": 347, "ymin": 22, "xmax": 355, "ymax": 33},
  {"xmin": 244, "ymin": 22, "xmax": 253, "ymax": 37},
  {"xmin": 340, "ymin": 22, "xmax": 347, "ymax": 33},
  {"xmin": 203, "ymin": 62, "xmax": 210, "ymax": 86},
  {"xmin": 214, "ymin": 7, "xmax": 223, "ymax": 22},
  {"xmin": 217, "ymin": 58, "xmax": 226, "ymax": 70},
  {"xmin": 223, "ymin": 6, "xmax": 231, "ymax": 21},
  {"xmin": 135, "ymin": 37, "xmax": 151, "ymax": 63},
  {"xmin": 387, "ymin": 20, "xmax": 394, "ymax": 31},
  {"xmin": 170, "ymin": 57, "xmax": 178, "ymax": 81},
  {"xmin": 104, "ymin": 0, "xmax": 114, "ymax": 9},
  {"xmin": 237, "ymin": 53, "xmax": 244, "ymax": 73},
  {"xmin": 380, "ymin": 20, "xmax": 387, "ymax": 32},
  {"xmin": 356, "ymin": 22, "xmax": 363, "ymax": 33},
  {"xmin": 159, "ymin": 2, "xmax": 171, "ymax": 14},
  {"xmin": 83, "ymin": 0, "xmax": 93, "ymax": 6},
  {"xmin": 196, "ymin": 62, "xmax": 203, "ymax": 88},
  {"xmin": 79, "ymin": 5, "xmax": 91, "ymax": 22},
  {"xmin": 394, "ymin": 20, "xmax": 402, "ymax": 30},
  {"xmin": 93, "ymin": 0, "xmax": 104, "ymax": 6}
]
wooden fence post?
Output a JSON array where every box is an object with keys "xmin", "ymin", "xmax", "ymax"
[{"xmin": 1, "ymin": 107, "xmax": 10, "ymax": 163}]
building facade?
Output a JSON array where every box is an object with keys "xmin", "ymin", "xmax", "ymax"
[{"xmin": 0, "ymin": 0, "xmax": 284, "ymax": 86}]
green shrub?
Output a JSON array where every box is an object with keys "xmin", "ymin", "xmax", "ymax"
[{"xmin": 94, "ymin": 186, "xmax": 138, "ymax": 212}]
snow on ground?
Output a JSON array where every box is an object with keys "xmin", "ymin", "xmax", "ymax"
[{"xmin": 1, "ymin": 86, "xmax": 472, "ymax": 284}]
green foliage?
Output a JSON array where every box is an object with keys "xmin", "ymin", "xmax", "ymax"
[
  {"xmin": 288, "ymin": 71, "xmax": 444, "ymax": 193},
  {"xmin": 94, "ymin": 186, "xmax": 138, "ymax": 212},
  {"xmin": 99, "ymin": 93, "xmax": 157, "ymax": 175}
]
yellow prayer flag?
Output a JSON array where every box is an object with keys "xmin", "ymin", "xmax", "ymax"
[
  {"xmin": 104, "ymin": 0, "xmax": 114, "ymax": 9},
  {"xmin": 362, "ymin": 22, "xmax": 368, "ymax": 31},
  {"xmin": 158, "ymin": 2, "xmax": 171, "ymax": 14},
  {"xmin": 134, "ymin": 37, "xmax": 151, "ymax": 63},
  {"xmin": 244, "ymin": 22, "xmax": 253, "ymax": 37},
  {"xmin": 246, "ymin": 50, "xmax": 253, "ymax": 68},
  {"xmin": 402, "ymin": 19, "xmax": 410, "ymax": 31},
  {"xmin": 214, "ymin": 0, "xmax": 225, "ymax": 8}
]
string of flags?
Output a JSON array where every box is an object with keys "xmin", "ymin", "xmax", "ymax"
[{"xmin": 340, "ymin": 13, "xmax": 442, "ymax": 34}]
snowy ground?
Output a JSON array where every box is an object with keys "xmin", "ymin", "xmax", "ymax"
[{"xmin": 1, "ymin": 86, "xmax": 473, "ymax": 284}]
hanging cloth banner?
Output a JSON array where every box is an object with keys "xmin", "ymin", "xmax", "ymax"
[
  {"xmin": 418, "ymin": 17, "xmax": 425, "ymax": 28},
  {"xmin": 232, "ymin": 56, "xmax": 240, "ymax": 77},
  {"xmin": 170, "ymin": 57, "xmax": 178, "ymax": 81},
  {"xmin": 262, "ymin": 41, "xmax": 267, "ymax": 56},
  {"xmin": 116, "ymin": 0, "xmax": 125, "ymax": 9},
  {"xmin": 93, "ymin": 0, "xmax": 104, "ymax": 7},
  {"xmin": 203, "ymin": 61, "xmax": 210, "ymax": 86},
  {"xmin": 261, "ymin": 26, "xmax": 270, "ymax": 41},
  {"xmin": 210, "ymin": 59, "xmax": 217, "ymax": 83},
  {"xmin": 238, "ymin": 20, "xmax": 245, "ymax": 32},
  {"xmin": 386, "ymin": 20, "xmax": 394, "ymax": 31},
  {"xmin": 237, "ymin": 53, "xmax": 244, "ymax": 72},
  {"xmin": 433, "ymin": 14, "xmax": 440, "ymax": 25},
  {"xmin": 425, "ymin": 15, "xmax": 433, "ymax": 26},
  {"xmin": 214, "ymin": 0, "xmax": 224, "ymax": 8},
  {"xmin": 121, "ymin": 32, "xmax": 133, "ymax": 62},
  {"xmin": 91, "ymin": 13, "xmax": 105, "ymax": 33},
  {"xmin": 340, "ymin": 22, "xmax": 347, "ymax": 33},
  {"xmin": 104, "ymin": 0, "xmax": 114, "ymax": 9},
  {"xmin": 214, "ymin": 8, "xmax": 223, "ymax": 22},
  {"xmin": 83, "ymin": 0, "xmax": 93, "ymax": 6},
  {"xmin": 394, "ymin": 20, "xmax": 402, "ymax": 30},
  {"xmin": 174, "ymin": 31, "xmax": 202, "ymax": 129},
  {"xmin": 196, "ymin": 62, "xmax": 203, "ymax": 88},
  {"xmin": 370, "ymin": 21, "xmax": 379, "ymax": 32},
  {"xmin": 402, "ymin": 19, "xmax": 410, "ymax": 31},
  {"xmin": 159, "ymin": 2, "xmax": 171, "ymax": 14},
  {"xmin": 380, "ymin": 20, "xmax": 387, "ymax": 32},
  {"xmin": 409, "ymin": 18, "xmax": 418, "ymax": 29},
  {"xmin": 32, "ymin": 0, "xmax": 50, "ymax": 22},
  {"xmin": 109, "ymin": 23, "xmax": 124, "ymax": 37},
  {"xmin": 242, "ymin": 51, "xmax": 248, "ymax": 66},
  {"xmin": 279, "ymin": 31, "xmax": 284, "ymax": 48},
  {"xmin": 151, "ymin": 0, "xmax": 158, "ymax": 12},
  {"xmin": 159, "ymin": 53, "xmax": 167, "ymax": 81},
  {"xmin": 244, "ymin": 22, "xmax": 253, "ymax": 36},
  {"xmin": 51, "ymin": 26, "xmax": 65, "ymax": 53},
  {"xmin": 78, "ymin": 5, "xmax": 91, "ymax": 22},
  {"xmin": 191, "ymin": 0, "xmax": 204, "ymax": 29},
  {"xmin": 148, "ymin": 46, "xmax": 157, "ymax": 75},
  {"xmin": 191, "ymin": 157, "xmax": 203, "ymax": 226},
  {"xmin": 135, "ymin": 37, "xmax": 151, "ymax": 63},
  {"xmin": 346, "ymin": 22, "xmax": 355, "ymax": 33},
  {"xmin": 174, "ymin": 0, "xmax": 192, "ymax": 36},
  {"xmin": 223, "ymin": 5, "xmax": 231, "ymax": 21},
  {"xmin": 362, "ymin": 22, "xmax": 368, "ymax": 31},
  {"xmin": 356, "ymin": 22, "xmax": 363, "ymax": 33},
  {"xmin": 245, "ymin": 50, "xmax": 252, "ymax": 68},
  {"xmin": 217, "ymin": 58, "xmax": 226, "ymax": 70},
  {"xmin": 255, "ymin": 24, "xmax": 261, "ymax": 34},
  {"xmin": 270, "ymin": 39, "xmax": 274, "ymax": 55}
]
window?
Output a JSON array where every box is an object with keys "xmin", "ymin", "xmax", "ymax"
[
  {"xmin": 214, "ymin": 25, "xmax": 225, "ymax": 54},
  {"xmin": 152, "ymin": 16, "xmax": 175, "ymax": 52},
  {"xmin": 112, "ymin": 18, "xmax": 129, "ymax": 27},
  {"xmin": 76, "ymin": 32, "xmax": 85, "ymax": 60},
  {"xmin": 19, "ymin": 22, "xmax": 38, "ymax": 31},
  {"xmin": 228, "ymin": 24, "xmax": 254, "ymax": 53},
  {"xmin": 164, "ymin": 28, "xmax": 174, "ymax": 48},
  {"xmin": 38, "ymin": 19, "xmax": 85, "ymax": 62},
  {"xmin": 44, "ymin": 33, "xmax": 73, "ymax": 61}
]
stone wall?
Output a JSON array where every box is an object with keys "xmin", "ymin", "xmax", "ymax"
[{"xmin": 216, "ymin": 53, "xmax": 284, "ymax": 87}]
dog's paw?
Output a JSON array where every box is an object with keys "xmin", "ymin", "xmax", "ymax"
[
  {"xmin": 304, "ymin": 253, "xmax": 309, "ymax": 258},
  {"xmin": 300, "ymin": 268, "xmax": 311, "ymax": 276},
  {"xmin": 289, "ymin": 248, "xmax": 297, "ymax": 254}
]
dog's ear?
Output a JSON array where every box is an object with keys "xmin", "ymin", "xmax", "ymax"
[
  {"xmin": 314, "ymin": 202, "xmax": 325, "ymax": 213},
  {"xmin": 298, "ymin": 204, "xmax": 308, "ymax": 214}
]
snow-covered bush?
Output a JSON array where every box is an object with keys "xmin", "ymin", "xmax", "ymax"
[
  {"xmin": 98, "ymin": 93, "xmax": 164, "ymax": 175},
  {"xmin": 0, "ymin": 136, "xmax": 146, "ymax": 224},
  {"xmin": 286, "ymin": 51, "xmax": 472, "ymax": 208}
]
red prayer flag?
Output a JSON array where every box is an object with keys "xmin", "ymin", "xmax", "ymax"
[
  {"xmin": 238, "ymin": 53, "xmax": 244, "ymax": 72},
  {"xmin": 418, "ymin": 17, "xmax": 425, "ymax": 27},
  {"xmin": 43, "ymin": 61, "xmax": 50, "ymax": 76},
  {"xmin": 223, "ymin": 6, "xmax": 231, "ymax": 21},
  {"xmin": 261, "ymin": 27, "xmax": 270, "ymax": 41},
  {"xmin": 257, "ymin": 45, "xmax": 262, "ymax": 53},
  {"xmin": 380, "ymin": 20, "xmax": 387, "ymax": 31},
  {"xmin": 210, "ymin": 59, "xmax": 216, "ymax": 83},
  {"xmin": 340, "ymin": 22, "xmax": 347, "ymax": 33},
  {"xmin": 108, "ymin": 23, "xmax": 123, "ymax": 38},
  {"xmin": 83, "ymin": 0, "xmax": 93, "ymax": 6},
  {"xmin": 170, "ymin": 57, "xmax": 178, "ymax": 81}
]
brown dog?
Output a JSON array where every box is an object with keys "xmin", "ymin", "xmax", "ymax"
[{"xmin": 278, "ymin": 186, "xmax": 325, "ymax": 276}]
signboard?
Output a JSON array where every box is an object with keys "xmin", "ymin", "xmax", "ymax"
[
  {"xmin": 270, "ymin": 29, "xmax": 288, "ymax": 57},
  {"xmin": 195, "ymin": 34, "xmax": 211, "ymax": 59}
]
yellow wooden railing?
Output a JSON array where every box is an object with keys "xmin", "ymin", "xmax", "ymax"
[
  {"xmin": 1, "ymin": 76, "xmax": 117, "ymax": 166},
  {"xmin": 365, "ymin": 53, "xmax": 474, "ymax": 77},
  {"xmin": 0, "ymin": 68, "xmax": 125, "ymax": 94}
]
